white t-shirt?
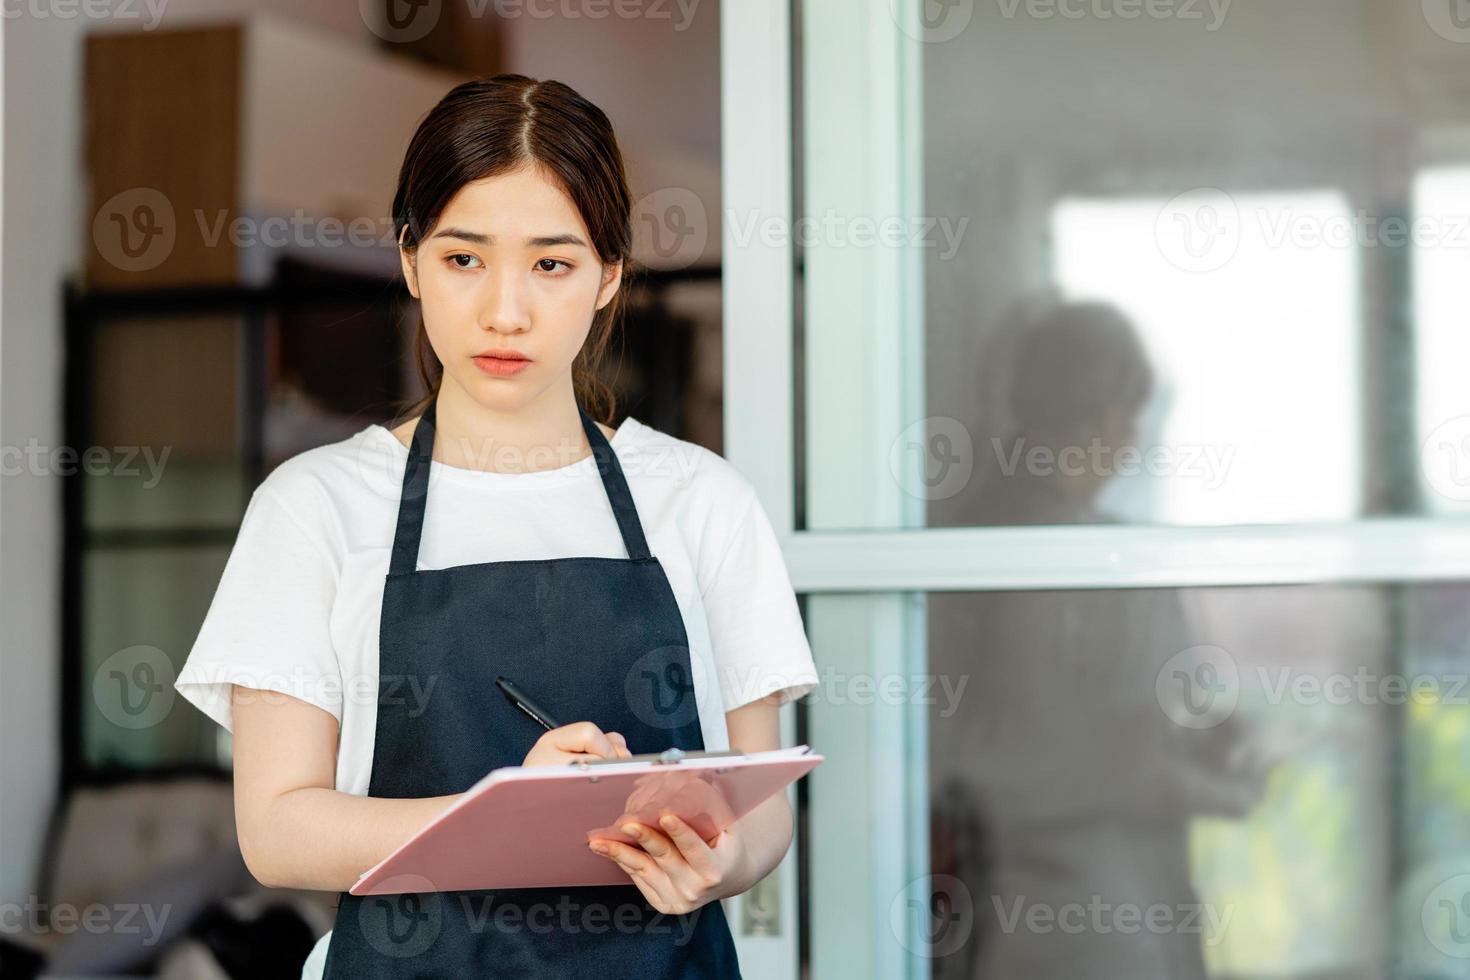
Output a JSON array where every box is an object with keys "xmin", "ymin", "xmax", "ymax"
[{"xmin": 174, "ymin": 414, "xmax": 820, "ymax": 797}]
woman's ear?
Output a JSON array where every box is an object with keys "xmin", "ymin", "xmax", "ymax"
[
  {"xmin": 594, "ymin": 260, "xmax": 623, "ymax": 311},
  {"xmin": 399, "ymin": 226, "xmax": 420, "ymax": 299}
]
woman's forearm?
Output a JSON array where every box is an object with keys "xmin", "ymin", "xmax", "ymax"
[
  {"xmin": 240, "ymin": 787, "xmax": 461, "ymax": 892},
  {"xmin": 723, "ymin": 791, "xmax": 795, "ymax": 898}
]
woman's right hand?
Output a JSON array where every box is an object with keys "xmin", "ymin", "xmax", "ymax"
[{"xmin": 521, "ymin": 721, "xmax": 632, "ymax": 767}]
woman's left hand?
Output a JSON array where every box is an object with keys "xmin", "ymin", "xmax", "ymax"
[{"xmin": 588, "ymin": 814, "xmax": 748, "ymax": 914}]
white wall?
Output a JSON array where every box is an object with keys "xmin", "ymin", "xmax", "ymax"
[{"xmin": 1, "ymin": 0, "xmax": 80, "ymax": 908}]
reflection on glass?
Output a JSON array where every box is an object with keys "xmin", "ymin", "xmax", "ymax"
[
  {"xmin": 801, "ymin": 0, "xmax": 1470, "ymax": 529},
  {"xmin": 1048, "ymin": 192, "xmax": 1360, "ymax": 525},
  {"xmin": 804, "ymin": 584, "xmax": 1470, "ymax": 977},
  {"xmin": 1414, "ymin": 168, "xmax": 1470, "ymax": 516},
  {"xmin": 963, "ymin": 299, "xmax": 1160, "ymax": 525},
  {"xmin": 922, "ymin": 581, "xmax": 1469, "ymax": 978}
]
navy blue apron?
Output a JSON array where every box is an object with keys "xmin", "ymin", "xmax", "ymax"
[{"xmin": 321, "ymin": 398, "xmax": 743, "ymax": 979}]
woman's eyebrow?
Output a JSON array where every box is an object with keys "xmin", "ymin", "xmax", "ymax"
[{"xmin": 427, "ymin": 227, "xmax": 588, "ymax": 249}]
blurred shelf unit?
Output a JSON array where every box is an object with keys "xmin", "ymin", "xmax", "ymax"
[
  {"xmin": 69, "ymin": 13, "xmax": 464, "ymax": 784},
  {"xmin": 84, "ymin": 13, "xmax": 467, "ymax": 290},
  {"xmin": 61, "ymin": 267, "xmax": 414, "ymax": 786}
]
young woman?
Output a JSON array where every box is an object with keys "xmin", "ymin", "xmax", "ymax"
[{"xmin": 174, "ymin": 74, "xmax": 819, "ymax": 979}]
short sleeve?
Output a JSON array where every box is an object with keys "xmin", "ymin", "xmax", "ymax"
[
  {"xmin": 700, "ymin": 489, "xmax": 820, "ymax": 711},
  {"xmin": 174, "ymin": 482, "xmax": 344, "ymax": 733}
]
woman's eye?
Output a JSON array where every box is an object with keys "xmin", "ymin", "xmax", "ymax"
[{"xmin": 445, "ymin": 254, "xmax": 569, "ymax": 274}]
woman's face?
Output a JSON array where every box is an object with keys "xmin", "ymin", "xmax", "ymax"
[{"xmin": 400, "ymin": 164, "xmax": 621, "ymax": 413}]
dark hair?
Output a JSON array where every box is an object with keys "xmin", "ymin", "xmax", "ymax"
[
  {"xmin": 1008, "ymin": 300, "xmax": 1153, "ymax": 440},
  {"xmin": 391, "ymin": 73, "xmax": 633, "ymax": 424}
]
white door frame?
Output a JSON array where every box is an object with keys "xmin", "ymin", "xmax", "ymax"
[{"xmin": 719, "ymin": 2, "xmax": 803, "ymax": 975}]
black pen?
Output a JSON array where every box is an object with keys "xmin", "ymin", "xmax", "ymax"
[{"xmin": 495, "ymin": 676, "xmax": 562, "ymax": 731}]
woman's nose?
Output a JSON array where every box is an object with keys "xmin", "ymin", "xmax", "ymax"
[{"xmin": 477, "ymin": 268, "xmax": 532, "ymax": 333}]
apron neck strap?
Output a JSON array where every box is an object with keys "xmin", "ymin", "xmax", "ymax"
[{"xmin": 389, "ymin": 398, "xmax": 653, "ymax": 575}]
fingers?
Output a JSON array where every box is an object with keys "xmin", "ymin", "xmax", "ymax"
[
  {"xmin": 592, "ymin": 836, "xmax": 654, "ymax": 874},
  {"xmin": 613, "ymin": 818, "xmax": 721, "ymax": 889},
  {"xmin": 622, "ymin": 821, "xmax": 674, "ymax": 859},
  {"xmin": 607, "ymin": 731, "xmax": 631, "ymax": 759},
  {"xmin": 589, "ymin": 838, "xmax": 677, "ymax": 908},
  {"xmin": 547, "ymin": 721, "xmax": 618, "ymax": 759},
  {"xmin": 529, "ymin": 723, "xmax": 635, "ymax": 765},
  {"xmin": 651, "ymin": 815, "xmax": 722, "ymax": 881}
]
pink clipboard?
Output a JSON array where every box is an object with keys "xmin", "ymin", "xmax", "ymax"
[{"xmin": 350, "ymin": 745, "xmax": 823, "ymax": 895}]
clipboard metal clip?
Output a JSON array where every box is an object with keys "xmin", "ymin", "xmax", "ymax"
[{"xmin": 569, "ymin": 746, "xmax": 746, "ymax": 768}]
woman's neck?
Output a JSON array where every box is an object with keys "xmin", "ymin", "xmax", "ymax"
[{"xmin": 396, "ymin": 377, "xmax": 612, "ymax": 474}]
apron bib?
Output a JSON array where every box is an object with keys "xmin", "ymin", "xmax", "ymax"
[{"xmin": 321, "ymin": 398, "xmax": 742, "ymax": 979}]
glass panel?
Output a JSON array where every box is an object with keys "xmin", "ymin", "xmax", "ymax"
[
  {"xmin": 263, "ymin": 260, "xmax": 414, "ymax": 468},
  {"xmin": 798, "ymin": 0, "xmax": 1470, "ymax": 529},
  {"xmin": 83, "ymin": 458, "xmax": 248, "ymax": 532},
  {"xmin": 82, "ymin": 546, "xmax": 232, "ymax": 770},
  {"xmin": 85, "ymin": 312, "xmax": 248, "ymax": 529},
  {"xmin": 803, "ymin": 583, "xmax": 1470, "ymax": 978}
]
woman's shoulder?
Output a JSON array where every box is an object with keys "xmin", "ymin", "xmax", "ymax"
[
  {"xmin": 251, "ymin": 424, "xmax": 399, "ymax": 522},
  {"xmin": 617, "ymin": 417, "xmax": 756, "ymax": 504}
]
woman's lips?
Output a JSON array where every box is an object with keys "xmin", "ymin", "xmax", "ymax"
[{"xmin": 473, "ymin": 355, "xmax": 531, "ymax": 377}]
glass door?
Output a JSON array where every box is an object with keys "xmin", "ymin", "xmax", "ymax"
[{"xmin": 727, "ymin": 0, "xmax": 1470, "ymax": 977}]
